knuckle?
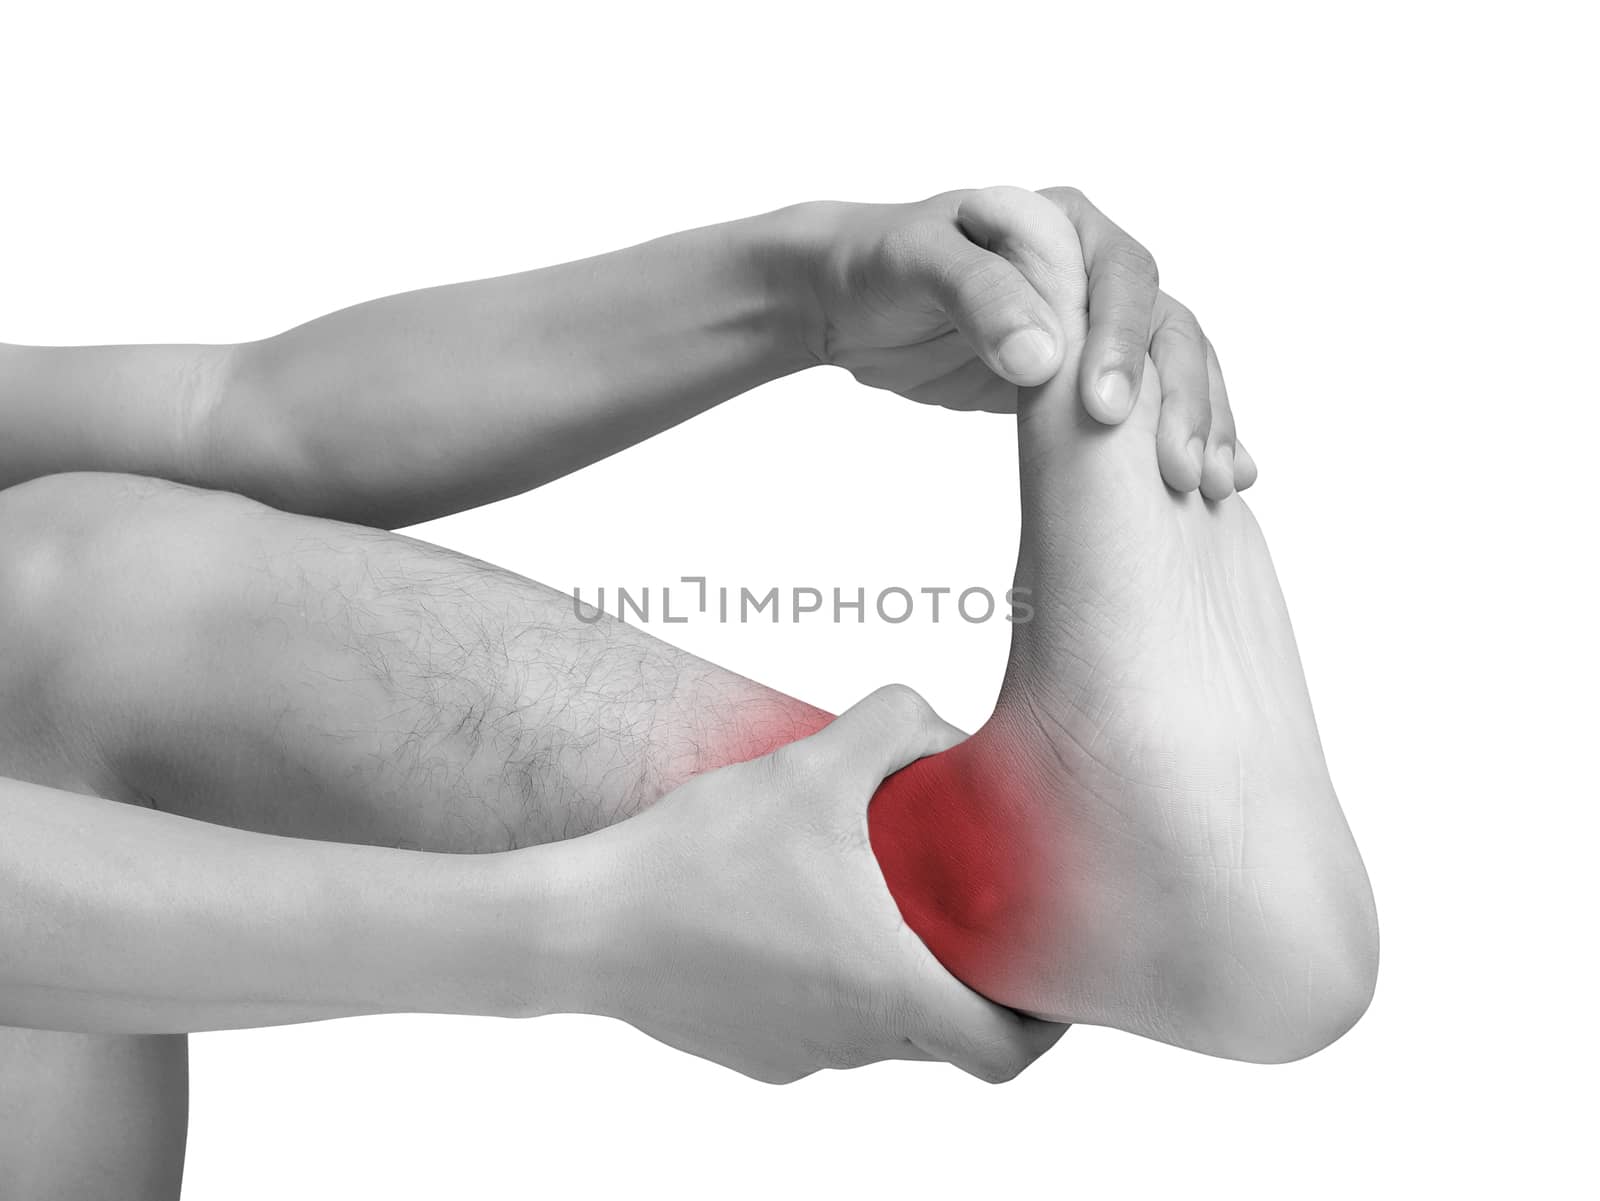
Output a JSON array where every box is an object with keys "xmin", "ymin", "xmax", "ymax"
[
  {"xmin": 1040, "ymin": 185, "xmax": 1087, "ymax": 215},
  {"xmin": 874, "ymin": 682, "xmax": 931, "ymax": 726},
  {"xmin": 761, "ymin": 742, "xmax": 819, "ymax": 799},
  {"xmin": 956, "ymin": 186, "xmax": 1036, "ymax": 249},
  {"xmin": 1172, "ymin": 314, "xmax": 1204, "ymax": 345},
  {"xmin": 1100, "ymin": 330, "xmax": 1149, "ymax": 368},
  {"xmin": 1153, "ymin": 316, "xmax": 1206, "ymax": 364},
  {"xmin": 1106, "ymin": 238, "xmax": 1159, "ymax": 288},
  {"xmin": 1158, "ymin": 374, "xmax": 1209, "ymax": 424},
  {"xmin": 1207, "ymin": 380, "xmax": 1235, "ymax": 424},
  {"xmin": 969, "ymin": 183, "xmax": 1032, "ymax": 212},
  {"xmin": 979, "ymin": 1056, "xmax": 1025, "ymax": 1085},
  {"xmin": 965, "ymin": 1035, "xmax": 1028, "ymax": 1084},
  {"xmin": 768, "ymin": 738, "xmax": 824, "ymax": 786},
  {"xmin": 1158, "ymin": 294, "xmax": 1199, "ymax": 335},
  {"xmin": 1206, "ymin": 348, "xmax": 1231, "ymax": 397},
  {"xmin": 940, "ymin": 255, "xmax": 1013, "ymax": 310},
  {"xmin": 919, "ymin": 188, "xmax": 973, "ymax": 219}
]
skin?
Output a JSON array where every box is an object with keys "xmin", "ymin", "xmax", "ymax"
[
  {"xmin": 0, "ymin": 482, "xmax": 1059, "ymax": 1196},
  {"xmin": 1000, "ymin": 351, "xmax": 1378, "ymax": 1057},
  {"xmin": 863, "ymin": 198, "xmax": 1376, "ymax": 1058},
  {"xmin": 810, "ymin": 187, "xmax": 1257, "ymax": 494},
  {"xmin": 0, "ymin": 186, "xmax": 1367, "ymax": 1198},
  {"xmin": 0, "ymin": 187, "xmax": 1251, "ymax": 531},
  {"xmin": 0, "ymin": 653, "xmax": 1053, "ymax": 1073},
  {"xmin": 0, "ymin": 462, "xmax": 1070, "ymax": 1186},
  {"xmin": 0, "ymin": 420, "xmax": 1371, "ymax": 1054}
]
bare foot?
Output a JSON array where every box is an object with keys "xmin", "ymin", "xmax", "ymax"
[{"xmin": 870, "ymin": 310, "xmax": 1376, "ymax": 1064}]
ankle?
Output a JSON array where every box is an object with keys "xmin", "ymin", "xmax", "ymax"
[{"xmin": 866, "ymin": 719, "xmax": 1062, "ymax": 1009}]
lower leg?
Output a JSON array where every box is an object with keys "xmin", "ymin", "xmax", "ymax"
[
  {"xmin": 2, "ymin": 471, "xmax": 826, "ymax": 855},
  {"xmin": 3, "ymin": 456, "xmax": 1375, "ymax": 1062},
  {"xmin": 0, "ymin": 471, "xmax": 828, "ymax": 1196}
]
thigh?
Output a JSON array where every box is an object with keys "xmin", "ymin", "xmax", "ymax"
[
  {"xmin": 2, "ymin": 472, "xmax": 819, "ymax": 853},
  {"xmin": 0, "ymin": 1028, "xmax": 187, "ymax": 1201}
]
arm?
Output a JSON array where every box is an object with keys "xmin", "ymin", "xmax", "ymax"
[
  {"xmin": 0, "ymin": 188, "xmax": 1251, "ymax": 527},
  {"xmin": 0, "ymin": 209, "xmax": 817, "ymax": 529},
  {"xmin": 0, "ymin": 703, "xmax": 1055, "ymax": 1083},
  {"xmin": 0, "ymin": 774, "xmax": 559, "ymax": 1032}
]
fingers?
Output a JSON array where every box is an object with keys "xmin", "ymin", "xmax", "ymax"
[
  {"xmin": 954, "ymin": 186, "xmax": 1087, "ymax": 334},
  {"xmin": 894, "ymin": 184, "xmax": 1091, "ymax": 388},
  {"xmin": 1150, "ymin": 294, "xmax": 1211, "ymax": 492},
  {"xmin": 914, "ymin": 984, "xmax": 1069, "ymax": 1083},
  {"xmin": 906, "ymin": 223, "xmax": 1065, "ymax": 388},
  {"xmin": 790, "ymin": 684, "xmax": 965, "ymax": 795},
  {"xmin": 1196, "ymin": 336, "xmax": 1254, "ymax": 494},
  {"xmin": 1040, "ymin": 186, "xmax": 1160, "ymax": 425},
  {"xmin": 1234, "ymin": 441, "xmax": 1259, "ymax": 490},
  {"xmin": 1199, "ymin": 339, "xmax": 1239, "ymax": 501}
]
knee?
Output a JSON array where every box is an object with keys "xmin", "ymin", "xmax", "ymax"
[
  {"xmin": 0, "ymin": 472, "xmax": 262, "ymax": 662},
  {"xmin": 0, "ymin": 473, "xmax": 116, "ymax": 656}
]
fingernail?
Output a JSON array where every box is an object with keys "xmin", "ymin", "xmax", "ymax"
[
  {"xmin": 997, "ymin": 328, "xmax": 1056, "ymax": 381},
  {"xmin": 1094, "ymin": 372, "xmax": 1132, "ymax": 420}
]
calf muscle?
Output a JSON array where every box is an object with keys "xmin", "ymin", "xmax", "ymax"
[{"xmin": 3, "ymin": 472, "xmax": 827, "ymax": 853}]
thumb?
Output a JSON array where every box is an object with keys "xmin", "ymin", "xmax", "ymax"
[
  {"xmin": 911, "ymin": 224, "xmax": 1065, "ymax": 387},
  {"xmin": 791, "ymin": 684, "xmax": 966, "ymax": 796},
  {"xmin": 953, "ymin": 185, "xmax": 1089, "ymax": 381}
]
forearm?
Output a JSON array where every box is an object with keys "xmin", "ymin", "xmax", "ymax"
[
  {"xmin": 0, "ymin": 342, "xmax": 232, "ymax": 495},
  {"xmin": 0, "ymin": 207, "xmax": 825, "ymax": 526},
  {"xmin": 0, "ymin": 774, "xmax": 577, "ymax": 1033}
]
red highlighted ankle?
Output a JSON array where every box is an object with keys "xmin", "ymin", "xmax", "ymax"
[
  {"xmin": 690, "ymin": 702, "xmax": 1050, "ymax": 1006},
  {"xmin": 866, "ymin": 724, "xmax": 1049, "ymax": 1000}
]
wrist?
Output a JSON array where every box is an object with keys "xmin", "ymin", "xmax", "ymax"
[
  {"xmin": 749, "ymin": 200, "xmax": 848, "ymax": 372},
  {"xmin": 466, "ymin": 839, "xmax": 624, "ymax": 1021},
  {"xmin": 333, "ymin": 851, "xmax": 522, "ymax": 1020},
  {"xmin": 331, "ymin": 848, "xmax": 584, "ymax": 1021}
]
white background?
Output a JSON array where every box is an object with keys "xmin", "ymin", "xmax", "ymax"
[{"xmin": 4, "ymin": 1, "xmax": 1595, "ymax": 1197}]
